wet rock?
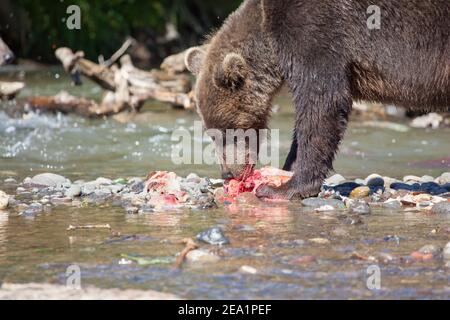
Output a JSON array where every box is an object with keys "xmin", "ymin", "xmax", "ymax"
[
  {"xmin": 0, "ymin": 190, "xmax": 10, "ymax": 209},
  {"xmin": 437, "ymin": 172, "xmax": 450, "ymax": 185},
  {"xmin": 235, "ymin": 192, "xmax": 261, "ymax": 206},
  {"xmin": 50, "ymin": 197, "xmax": 72, "ymax": 205},
  {"xmin": 301, "ymin": 198, "xmax": 345, "ymax": 210},
  {"xmin": 403, "ymin": 175, "xmax": 421, "ymax": 183},
  {"xmin": 331, "ymin": 226, "xmax": 350, "ymax": 237},
  {"xmin": 29, "ymin": 173, "xmax": 69, "ymax": 188},
  {"xmin": 350, "ymin": 186, "xmax": 370, "ymax": 199},
  {"xmin": 430, "ymin": 202, "xmax": 450, "ymax": 215},
  {"xmin": 108, "ymin": 184, "xmax": 124, "ymax": 194},
  {"xmin": 390, "ymin": 182, "xmax": 415, "ymax": 192},
  {"xmin": 419, "ymin": 244, "xmax": 440, "ymax": 256},
  {"xmin": 4, "ymin": 178, "xmax": 17, "ymax": 185},
  {"xmin": 365, "ymin": 174, "xmax": 384, "ymax": 187},
  {"xmin": 239, "ymin": 265, "xmax": 258, "ymax": 274},
  {"xmin": 382, "ymin": 199, "xmax": 402, "ymax": 210},
  {"xmin": 130, "ymin": 181, "xmax": 144, "ymax": 193},
  {"xmin": 420, "ymin": 175, "xmax": 435, "ymax": 183},
  {"xmin": 308, "ymin": 237, "xmax": 330, "ymax": 245},
  {"xmin": 325, "ymin": 174, "xmax": 346, "ymax": 186},
  {"xmin": 349, "ymin": 201, "xmax": 371, "ymax": 215},
  {"xmin": 382, "ymin": 176, "xmax": 398, "ymax": 188},
  {"xmin": 124, "ymin": 206, "xmax": 139, "ymax": 214},
  {"xmin": 326, "ymin": 182, "xmax": 361, "ymax": 197},
  {"xmin": 95, "ymin": 177, "xmax": 112, "ymax": 185},
  {"xmin": 138, "ymin": 204, "xmax": 154, "ymax": 214},
  {"xmin": 65, "ymin": 185, "xmax": 81, "ymax": 198},
  {"xmin": 186, "ymin": 173, "xmax": 201, "ymax": 183},
  {"xmin": 292, "ymin": 255, "xmax": 316, "ymax": 265},
  {"xmin": 410, "ymin": 112, "xmax": 443, "ymax": 129},
  {"xmin": 443, "ymin": 242, "xmax": 450, "ymax": 260},
  {"xmin": 196, "ymin": 227, "xmax": 230, "ymax": 245},
  {"xmin": 81, "ymin": 182, "xmax": 97, "ymax": 195},
  {"xmin": 185, "ymin": 249, "xmax": 220, "ymax": 264}
]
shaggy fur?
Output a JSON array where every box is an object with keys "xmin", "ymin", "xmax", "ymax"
[{"xmin": 186, "ymin": 0, "xmax": 450, "ymax": 199}]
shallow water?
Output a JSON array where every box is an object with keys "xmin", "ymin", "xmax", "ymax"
[{"xmin": 0, "ymin": 69, "xmax": 449, "ymax": 299}]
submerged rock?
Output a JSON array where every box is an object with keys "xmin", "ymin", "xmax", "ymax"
[
  {"xmin": 186, "ymin": 249, "xmax": 220, "ymax": 264},
  {"xmin": 65, "ymin": 185, "xmax": 82, "ymax": 198},
  {"xmin": 0, "ymin": 190, "xmax": 10, "ymax": 209},
  {"xmin": 301, "ymin": 198, "xmax": 345, "ymax": 209},
  {"xmin": 431, "ymin": 202, "xmax": 450, "ymax": 215},
  {"xmin": 29, "ymin": 173, "xmax": 69, "ymax": 188},
  {"xmin": 349, "ymin": 201, "xmax": 371, "ymax": 215},
  {"xmin": 196, "ymin": 227, "xmax": 230, "ymax": 245}
]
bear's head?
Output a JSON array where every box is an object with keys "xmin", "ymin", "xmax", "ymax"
[
  {"xmin": 0, "ymin": 38, "xmax": 14, "ymax": 66},
  {"xmin": 185, "ymin": 45, "xmax": 282, "ymax": 180}
]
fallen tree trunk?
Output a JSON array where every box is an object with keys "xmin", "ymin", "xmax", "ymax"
[{"xmin": 35, "ymin": 45, "xmax": 196, "ymax": 117}]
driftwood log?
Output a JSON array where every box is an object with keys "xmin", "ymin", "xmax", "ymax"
[{"xmin": 24, "ymin": 42, "xmax": 196, "ymax": 117}]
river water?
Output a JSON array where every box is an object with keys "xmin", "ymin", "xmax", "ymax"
[{"xmin": 0, "ymin": 69, "xmax": 449, "ymax": 299}]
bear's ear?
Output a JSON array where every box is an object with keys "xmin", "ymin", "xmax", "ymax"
[
  {"xmin": 185, "ymin": 47, "xmax": 206, "ymax": 76},
  {"xmin": 217, "ymin": 53, "xmax": 248, "ymax": 90}
]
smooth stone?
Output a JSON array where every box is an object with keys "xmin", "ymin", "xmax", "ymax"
[
  {"xmin": 308, "ymin": 237, "xmax": 330, "ymax": 245},
  {"xmin": 367, "ymin": 177, "xmax": 385, "ymax": 187},
  {"xmin": 65, "ymin": 185, "xmax": 82, "ymax": 198},
  {"xmin": 403, "ymin": 175, "xmax": 421, "ymax": 183},
  {"xmin": 16, "ymin": 187, "xmax": 26, "ymax": 193},
  {"xmin": 108, "ymin": 185, "xmax": 124, "ymax": 194},
  {"xmin": 325, "ymin": 174, "xmax": 346, "ymax": 186},
  {"xmin": 383, "ymin": 176, "xmax": 398, "ymax": 188},
  {"xmin": 235, "ymin": 192, "xmax": 261, "ymax": 206},
  {"xmin": 186, "ymin": 173, "xmax": 201, "ymax": 183},
  {"xmin": 30, "ymin": 173, "xmax": 69, "ymax": 187},
  {"xmin": 0, "ymin": 190, "xmax": 10, "ymax": 209},
  {"xmin": 328, "ymin": 182, "xmax": 361, "ymax": 197},
  {"xmin": 81, "ymin": 182, "xmax": 97, "ymax": 195},
  {"xmin": 364, "ymin": 174, "xmax": 383, "ymax": 186},
  {"xmin": 382, "ymin": 199, "xmax": 402, "ymax": 210},
  {"xmin": 239, "ymin": 265, "xmax": 258, "ymax": 274},
  {"xmin": 196, "ymin": 227, "xmax": 230, "ymax": 245},
  {"xmin": 420, "ymin": 175, "xmax": 435, "ymax": 183},
  {"xmin": 390, "ymin": 182, "xmax": 415, "ymax": 191},
  {"xmin": 349, "ymin": 201, "xmax": 371, "ymax": 215},
  {"xmin": 438, "ymin": 173, "xmax": 450, "ymax": 185},
  {"xmin": 50, "ymin": 197, "xmax": 72, "ymax": 204},
  {"xmin": 350, "ymin": 186, "xmax": 370, "ymax": 199},
  {"xmin": 4, "ymin": 178, "xmax": 17, "ymax": 184},
  {"xmin": 419, "ymin": 244, "xmax": 440, "ymax": 256},
  {"xmin": 130, "ymin": 181, "xmax": 145, "ymax": 193},
  {"xmin": 186, "ymin": 249, "xmax": 220, "ymax": 264},
  {"xmin": 443, "ymin": 242, "xmax": 450, "ymax": 260},
  {"xmin": 430, "ymin": 202, "xmax": 450, "ymax": 215},
  {"xmin": 301, "ymin": 198, "xmax": 345, "ymax": 209},
  {"xmin": 95, "ymin": 177, "xmax": 112, "ymax": 185}
]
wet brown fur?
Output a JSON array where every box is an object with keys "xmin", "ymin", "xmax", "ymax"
[{"xmin": 187, "ymin": 0, "xmax": 450, "ymax": 199}]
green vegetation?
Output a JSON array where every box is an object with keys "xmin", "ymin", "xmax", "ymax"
[{"xmin": 0, "ymin": 0, "xmax": 241, "ymax": 64}]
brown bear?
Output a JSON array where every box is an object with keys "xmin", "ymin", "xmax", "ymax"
[
  {"xmin": 0, "ymin": 37, "xmax": 14, "ymax": 66},
  {"xmin": 185, "ymin": 0, "xmax": 450, "ymax": 199}
]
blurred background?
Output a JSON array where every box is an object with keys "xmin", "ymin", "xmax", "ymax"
[{"xmin": 0, "ymin": 0, "xmax": 240, "ymax": 67}]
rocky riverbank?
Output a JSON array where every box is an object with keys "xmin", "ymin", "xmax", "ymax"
[{"xmin": 0, "ymin": 170, "xmax": 449, "ymax": 218}]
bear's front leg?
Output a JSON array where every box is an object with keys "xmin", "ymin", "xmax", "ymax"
[{"xmin": 257, "ymin": 78, "xmax": 352, "ymax": 200}]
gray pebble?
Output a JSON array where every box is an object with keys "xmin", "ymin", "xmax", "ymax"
[
  {"xmin": 302, "ymin": 198, "xmax": 346, "ymax": 209},
  {"xmin": 349, "ymin": 201, "xmax": 371, "ymax": 215},
  {"xmin": 65, "ymin": 185, "xmax": 82, "ymax": 198},
  {"xmin": 196, "ymin": 227, "xmax": 230, "ymax": 245}
]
